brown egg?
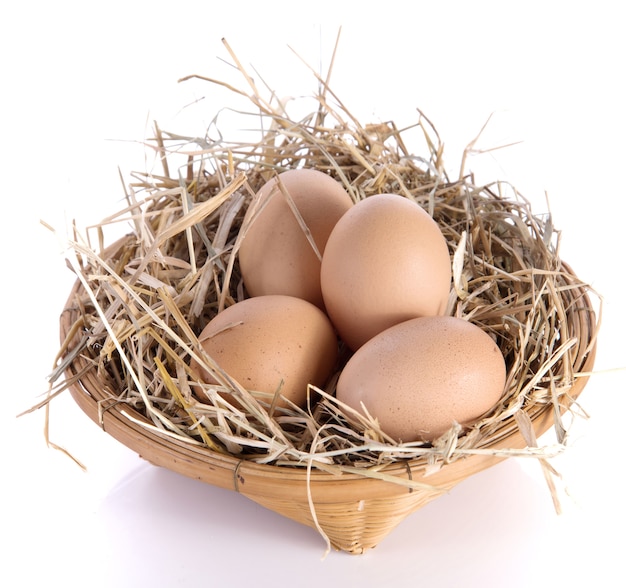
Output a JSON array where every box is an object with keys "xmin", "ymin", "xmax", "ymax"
[
  {"xmin": 320, "ymin": 193, "xmax": 451, "ymax": 350},
  {"xmin": 191, "ymin": 295, "xmax": 338, "ymax": 410},
  {"xmin": 336, "ymin": 316, "xmax": 506, "ymax": 443},
  {"xmin": 238, "ymin": 169, "xmax": 354, "ymax": 309}
]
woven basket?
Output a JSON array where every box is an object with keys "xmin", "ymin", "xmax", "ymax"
[
  {"xmin": 54, "ymin": 61, "xmax": 598, "ymax": 552},
  {"xmin": 60, "ymin": 250, "xmax": 596, "ymax": 554}
]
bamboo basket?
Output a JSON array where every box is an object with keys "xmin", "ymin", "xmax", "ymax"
[
  {"xmin": 59, "ymin": 268, "xmax": 596, "ymax": 554},
  {"xmin": 50, "ymin": 43, "xmax": 599, "ymax": 555}
]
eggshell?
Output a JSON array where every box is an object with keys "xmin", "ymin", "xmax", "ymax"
[
  {"xmin": 336, "ymin": 316, "xmax": 506, "ymax": 443},
  {"xmin": 191, "ymin": 295, "xmax": 338, "ymax": 410},
  {"xmin": 238, "ymin": 169, "xmax": 354, "ymax": 309},
  {"xmin": 320, "ymin": 193, "xmax": 451, "ymax": 350}
]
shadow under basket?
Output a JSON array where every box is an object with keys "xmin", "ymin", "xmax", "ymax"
[{"xmin": 60, "ymin": 274, "xmax": 597, "ymax": 555}]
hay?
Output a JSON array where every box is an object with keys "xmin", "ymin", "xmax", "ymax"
[{"xmin": 41, "ymin": 38, "xmax": 598, "ymax": 498}]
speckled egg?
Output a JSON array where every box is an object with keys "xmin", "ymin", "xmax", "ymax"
[
  {"xmin": 238, "ymin": 169, "xmax": 354, "ymax": 309},
  {"xmin": 191, "ymin": 295, "xmax": 338, "ymax": 410},
  {"xmin": 320, "ymin": 193, "xmax": 452, "ymax": 350},
  {"xmin": 335, "ymin": 315, "xmax": 507, "ymax": 443}
]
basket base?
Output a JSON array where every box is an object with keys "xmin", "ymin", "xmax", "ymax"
[{"xmin": 243, "ymin": 483, "xmax": 451, "ymax": 554}]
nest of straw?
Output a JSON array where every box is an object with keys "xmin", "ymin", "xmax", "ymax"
[{"xmin": 43, "ymin": 41, "xmax": 599, "ymax": 553}]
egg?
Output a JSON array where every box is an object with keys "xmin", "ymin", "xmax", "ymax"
[
  {"xmin": 335, "ymin": 316, "xmax": 506, "ymax": 443},
  {"xmin": 191, "ymin": 295, "xmax": 338, "ymax": 410},
  {"xmin": 238, "ymin": 169, "xmax": 354, "ymax": 309},
  {"xmin": 320, "ymin": 193, "xmax": 451, "ymax": 350}
]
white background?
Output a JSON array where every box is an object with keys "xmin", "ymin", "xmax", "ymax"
[{"xmin": 3, "ymin": 2, "xmax": 624, "ymax": 587}]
